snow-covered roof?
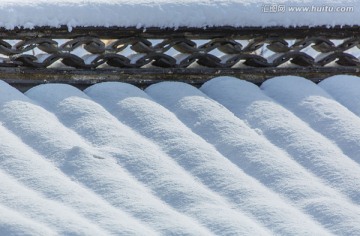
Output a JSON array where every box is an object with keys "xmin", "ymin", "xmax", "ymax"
[
  {"xmin": 0, "ymin": 0, "xmax": 358, "ymax": 30},
  {"xmin": 1, "ymin": 75, "xmax": 360, "ymax": 235}
]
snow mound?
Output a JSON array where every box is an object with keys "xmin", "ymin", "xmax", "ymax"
[{"xmin": 0, "ymin": 75, "xmax": 360, "ymax": 234}]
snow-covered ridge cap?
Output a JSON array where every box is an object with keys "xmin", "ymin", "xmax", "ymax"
[{"xmin": 0, "ymin": 0, "xmax": 358, "ymax": 31}]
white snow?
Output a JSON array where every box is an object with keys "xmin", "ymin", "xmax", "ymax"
[
  {"xmin": 1, "ymin": 74, "xmax": 360, "ymax": 234},
  {"xmin": 0, "ymin": 204, "xmax": 56, "ymax": 236},
  {"xmin": 261, "ymin": 76, "xmax": 360, "ymax": 164},
  {"xmin": 0, "ymin": 0, "xmax": 357, "ymax": 30},
  {"xmin": 201, "ymin": 76, "xmax": 360, "ymax": 204},
  {"xmin": 319, "ymin": 75, "xmax": 360, "ymax": 117},
  {"xmin": 85, "ymin": 82, "xmax": 330, "ymax": 235},
  {"xmin": 146, "ymin": 80, "xmax": 360, "ymax": 235},
  {"xmin": 2, "ymin": 82, "xmax": 213, "ymax": 235},
  {"xmin": 26, "ymin": 83, "xmax": 269, "ymax": 236}
]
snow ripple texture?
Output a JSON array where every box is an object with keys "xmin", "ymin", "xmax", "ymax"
[{"xmin": 0, "ymin": 75, "xmax": 359, "ymax": 235}]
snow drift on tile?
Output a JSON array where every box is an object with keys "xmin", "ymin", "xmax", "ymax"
[
  {"xmin": 0, "ymin": 74, "xmax": 360, "ymax": 235},
  {"xmin": 27, "ymin": 83, "xmax": 270, "ymax": 236},
  {"xmin": 86, "ymin": 82, "xmax": 329, "ymax": 236}
]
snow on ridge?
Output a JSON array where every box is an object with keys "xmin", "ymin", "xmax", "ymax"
[
  {"xmin": 319, "ymin": 75, "xmax": 360, "ymax": 117},
  {"xmin": 0, "ymin": 75, "xmax": 360, "ymax": 234},
  {"xmin": 201, "ymin": 76, "xmax": 360, "ymax": 204},
  {"xmin": 0, "ymin": 0, "xmax": 358, "ymax": 30},
  {"xmin": 0, "ymin": 82, "xmax": 159, "ymax": 235},
  {"xmin": 28, "ymin": 83, "xmax": 270, "ymax": 236},
  {"xmin": 0, "ymin": 204, "xmax": 56, "ymax": 236},
  {"xmin": 86, "ymin": 82, "xmax": 330, "ymax": 235},
  {"xmin": 0, "ymin": 168, "xmax": 110, "ymax": 235},
  {"xmin": 0, "ymin": 122, "xmax": 157, "ymax": 235},
  {"xmin": 146, "ymin": 80, "xmax": 360, "ymax": 235},
  {"xmin": 18, "ymin": 83, "xmax": 216, "ymax": 235},
  {"xmin": 261, "ymin": 75, "xmax": 360, "ymax": 164}
]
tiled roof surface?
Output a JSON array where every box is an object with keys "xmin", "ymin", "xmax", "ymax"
[{"xmin": 1, "ymin": 75, "xmax": 360, "ymax": 235}]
